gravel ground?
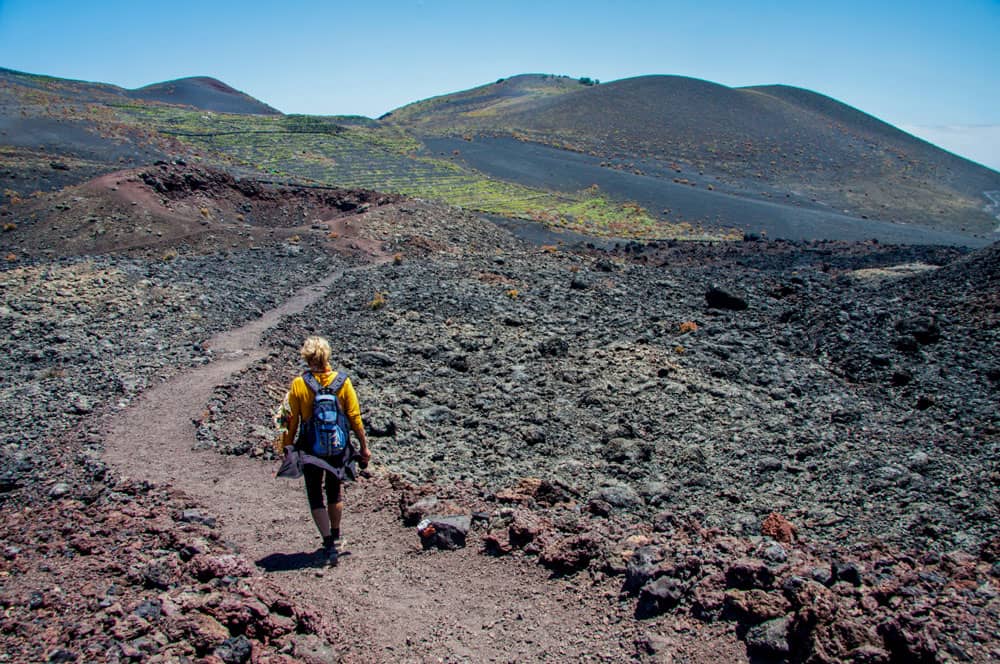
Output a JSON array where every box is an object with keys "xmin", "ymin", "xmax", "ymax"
[
  {"xmin": 1, "ymin": 172, "xmax": 998, "ymax": 661},
  {"xmin": 203, "ymin": 236, "xmax": 999, "ymax": 553}
]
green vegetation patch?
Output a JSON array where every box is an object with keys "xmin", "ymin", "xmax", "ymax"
[{"xmin": 105, "ymin": 105, "xmax": 731, "ymax": 240}]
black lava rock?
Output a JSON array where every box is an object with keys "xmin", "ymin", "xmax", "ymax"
[{"xmin": 705, "ymin": 286, "xmax": 748, "ymax": 310}]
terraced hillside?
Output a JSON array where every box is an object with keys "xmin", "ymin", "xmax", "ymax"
[{"xmin": 0, "ymin": 68, "xmax": 717, "ymax": 240}]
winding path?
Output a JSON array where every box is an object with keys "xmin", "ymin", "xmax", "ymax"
[{"xmin": 101, "ymin": 267, "xmax": 740, "ymax": 663}]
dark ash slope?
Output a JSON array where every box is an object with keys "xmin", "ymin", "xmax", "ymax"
[{"xmin": 391, "ymin": 74, "xmax": 1000, "ymax": 236}]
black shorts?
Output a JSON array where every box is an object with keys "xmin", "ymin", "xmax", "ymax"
[{"xmin": 303, "ymin": 463, "xmax": 343, "ymax": 510}]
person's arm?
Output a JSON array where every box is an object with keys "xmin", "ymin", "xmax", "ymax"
[
  {"xmin": 342, "ymin": 378, "xmax": 371, "ymax": 463},
  {"xmin": 278, "ymin": 381, "xmax": 302, "ymax": 453}
]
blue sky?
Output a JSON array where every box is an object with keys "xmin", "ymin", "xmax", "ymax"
[{"xmin": 1, "ymin": 0, "xmax": 997, "ymax": 169}]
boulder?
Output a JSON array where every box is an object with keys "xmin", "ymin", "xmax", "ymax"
[
  {"xmin": 507, "ymin": 510, "xmax": 551, "ymax": 548},
  {"xmin": 895, "ymin": 316, "xmax": 941, "ymax": 345},
  {"xmin": 745, "ymin": 616, "xmax": 791, "ymax": 657},
  {"xmin": 625, "ymin": 545, "xmax": 664, "ymax": 594},
  {"xmin": 214, "ymin": 635, "xmax": 252, "ymax": 664},
  {"xmin": 418, "ymin": 515, "xmax": 471, "ymax": 550},
  {"xmin": 637, "ymin": 576, "xmax": 685, "ymax": 616},
  {"xmin": 724, "ymin": 589, "xmax": 790, "ymax": 623},
  {"xmin": 540, "ymin": 532, "xmax": 603, "ymax": 574},
  {"xmin": 482, "ymin": 531, "xmax": 513, "ymax": 556},
  {"xmin": 706, "ymin": 286, "xmax": 748, "ymax": 311},
  {"xmin": 725, "ymin": 560, "xmax": 776, "ymax": 590},
  {"xmin": 537, "ymin": 337, "xmax": 569, "ymax": 357},
  {"xmin": 830, "ymin": 561, "xmax": 864, "ymax": 586}
]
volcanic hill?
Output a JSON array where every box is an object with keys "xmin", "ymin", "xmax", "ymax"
[
  {"xmin": 2, "ymin": 68, "xmax": 998, "ymax": 245},
  {"xmin": 386, "ymin": 74, "xmax": 1000, "ymax": 238}
]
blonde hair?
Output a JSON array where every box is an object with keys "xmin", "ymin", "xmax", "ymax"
[{"xmin": 299, "ymin": 336, "xmax": 332, "ymax": 370}]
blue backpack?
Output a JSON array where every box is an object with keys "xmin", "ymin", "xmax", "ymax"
[{"xmin": 299, "ymin": 371, "xmax": 350, "ymax": 460}]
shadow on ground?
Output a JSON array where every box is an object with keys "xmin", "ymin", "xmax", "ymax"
[
  {"xmin": 256, "ymin": 551, "xmax": 322, "ymax": 572},
  {"xmin": 256, "ymin": 549, "xmax": 354, "ymax": 572}
]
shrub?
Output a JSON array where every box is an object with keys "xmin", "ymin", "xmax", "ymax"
[
  {"xmin": 161, "ymin": 248, "xmax": 178, "ymax": 262},
  {"xmin": 3, "ymin": 223, "xmax": 16, "ymax": 232},
  {"xmin": 506, "ymin": 289, "xmax": 519, "ymax": 299},
  {"xmin": 369, "ymin": 292, "xmax": 387, "ymax": 310},
  {"xmin": 678, "ymin": 321, "xmax": 698, "ymax": 334},
  {"xmin": 393, "ymin": 253, "xmax": 404, "ymax": 265},
  {"xmin": 623, "ymin": 202, "xmax": 647, "ymax": 216}
]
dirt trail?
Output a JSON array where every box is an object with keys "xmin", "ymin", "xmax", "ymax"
[
  {"xmin": 99, "ymin": 273, "xmax": 728, "ymax": 662},
  {"xmin": 102, "ymin": 268, "xmax": 741, "ymax": 663}
]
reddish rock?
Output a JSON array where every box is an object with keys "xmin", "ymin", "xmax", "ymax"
[
  {"xmin": 164, "ymin": 612, "xmax": 230, "ymax": 655},
  {"xmin": 69, "ymin": 535, "xmax": 99, "ymax": 555},
  {"xmin": 188, "ymin": 555, "xmax": 255, "ymax": 583},
  {"xmin": 540, "ymin": 532, "xmax": 604, "ymax": 574},
  {"xmin": 761, "ymin": 512, "xmax": 797, "ymax": 544},
  {"xmin": 691, "ymin": 572, "xmax": 727, "ymax": 620},
  {"xmin": 495, "ymin": 477, "xmax": 543, "ymax": 504},
  {"xmin": 725, "ymin": 560, "xmax": 776, "ymax": 590},
  {"xmin": 209, "ymin": 596, "xmax": 270, "ymax": 637},
  {"xmin": 877, "ymin": 618, "xmax": 939, "ymax": 664},
  {"xmin": 724, "ymin": 589, "xmax": 791, "ymax": 623},
  {"xmin": 482, "ymin": 531, "xmax": 513, "ymax": 556},
  {"xmin": 796, "ymin": 617, "xmax": 882, "ymax": 663},
  {"xmin": 786, "ymin": 578, "xmax": 839, "ymax": 623},
  {"xmin": 507, "ymin": 510, "xmax": 552, "ymax": 549}
]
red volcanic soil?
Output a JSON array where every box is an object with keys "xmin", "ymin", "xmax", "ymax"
[{"xmin": 1, "ymin": 164, "xmax": 400, "ymax": 260}]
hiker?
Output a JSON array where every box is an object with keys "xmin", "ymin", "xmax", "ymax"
[{"xmin": 277, "ymin": 336, "xmax": 371, "ymax": 565}]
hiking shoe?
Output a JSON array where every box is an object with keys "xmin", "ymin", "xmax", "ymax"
[{"xmin": 325, "ymin": 542, "xmax": 339, "ymax": 567}]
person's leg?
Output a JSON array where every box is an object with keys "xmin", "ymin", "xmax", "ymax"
[
  {"xmin": 319, "ymin": 473, "xmax": 342, "ymax": 565},
  {"xmin": 326, "ymin": 476, "xmax": 343, "ymax": 540},
  {"xmin": 304, "ymin": 465, "xmax": 331, "ymax": 538},
  {"xmin": 312, "ymin": 509, "xmax": 332, "ymax": 538}
]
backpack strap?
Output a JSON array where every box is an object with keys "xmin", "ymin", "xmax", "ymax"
[
  {"xmin": 329, "ymin": 372, "xmax": 349, "ymax": 394},
  {"xmin": 301, "ymin": 370, "xmax": 322, "ymax": 394},
  {"xmin": 301, "ymin": 369, "xmax": 349, "ymax": 395}
]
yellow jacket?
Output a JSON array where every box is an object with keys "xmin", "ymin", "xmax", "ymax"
[{"xmin": 279, "ymin": 369, "xmax": 364, "ymax": 452}]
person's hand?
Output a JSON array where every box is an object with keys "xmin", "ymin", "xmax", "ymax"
[{"xmin": 358, "ymin": 446, "xmax": 372, "ymax": 468}]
